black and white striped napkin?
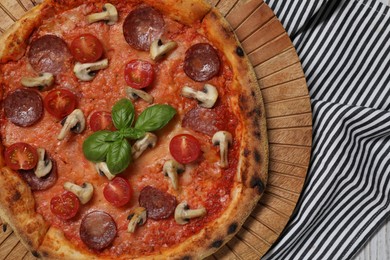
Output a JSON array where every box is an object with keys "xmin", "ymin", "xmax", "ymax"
[{"xmin": 262, "ymin": 0, "xmax": 390, "ymax": 259}]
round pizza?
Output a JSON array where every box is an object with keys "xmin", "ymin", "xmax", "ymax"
[{"xmin": 0, "ymin": 0, "xmax": 268, "ymax": 258}]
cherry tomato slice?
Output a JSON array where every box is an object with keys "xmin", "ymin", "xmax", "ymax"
[
  {"xmin": 89, "ymin": 111, "xmax": 115, "ymax": 132},
  {"xmin": 70, "ymin": 34, "xmax": 104, "ymax": 63},
  {"xmin": 4, "ymin": 143, "xmax": 38, "ymax": 170},
  {"xmin": 44, "ymin": 89, "xmax": 77, "ymax": 119},
  {"xmin": 169, "ymin": 134, "xmax": 202, "ymax": 164},
  {"xmin": 124, "ymin": 60, "xmax": 154, "ymax": 89},
  {"xmin": 103, "ymin": 177, "xmax": 132, "ymax": 207},
  {"xmin": 50, "ymin": 191, "xmax": 80, "ymax": 220}
]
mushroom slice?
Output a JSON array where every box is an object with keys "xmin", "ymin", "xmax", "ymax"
[
  {"xmin": 21, "ymin": 72, "xmax": 54, "ymax": 89},
  {"xmin": 163, "ymin": 160, "xmax": 185, "ymax": 190},
  {"xmin": 181, "ymin": 84, "xmax": 218, "ymax": 108},
  {"xmin": 64, "ymin": 182, "xmax": 94, "ymax": 204},
  {"xmin": 57, "ymin": 109, "xmax": 86, "ymax": 140},
  {"xmin": 212, "ymin": 131, "xmax": 233, "ymax": 168},
  {"xmin": 34, "ymin": 148, "xmax": 53, "ymax": 178},
  {"xmin": 95, "ymin": 162, "xmax": 115, "ymax": 180},
  {"xmin": 127, "ymin": 207, "xmax": 147, "ymax": 233},
  {"xmin": 150, "ymin": 39, "xmax": 177, "ymax": 61},
  {"xmin": 174, "ymin": 201, "xmax": 206, "ymax": 225},
  {"xmin": 126, "ymin": 87, "xmax": 154, "ymax": 104},
  {"xmin": 132, "ymin": 133, "xmax": 157, "ymax": 160},
  {"xmin": 87, "ymin": 3, "xmax": 118, "ymax": 25},
  {"xmin": 74, "ymin": 59, "xmax": 108, "ymax": 81}
]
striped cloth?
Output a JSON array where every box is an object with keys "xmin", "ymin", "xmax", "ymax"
[{"xmin": 262, "ymin": 0, "xmax": 390, "ymax": 259}]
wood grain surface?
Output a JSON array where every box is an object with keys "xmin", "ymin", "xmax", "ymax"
[{"xmin": 0, "ymin": 0, "xmax": 312, "ymax": 259}]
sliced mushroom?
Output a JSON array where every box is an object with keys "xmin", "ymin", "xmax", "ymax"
[
  {"xmin": 87, "ymin": 3, "xmax": 118, "ymax": 25},
  {"xmin": 63, "ymin": 182, "xmax": 94, "ymax": 204},
  {"xmin": 132, "ymin": 133, "xmax": 157, "ymax": 160},
  {"xmin": 181, "ymin": 84, "xmax": 218, "ymax": 108},
  {"xmin": 127, "ymin": 207, "xmax": 147, "ymax": 233},
  {"xmin": 21, "ymin": 73, "xmax": 54, "ymax": 89},
  {"xmin": 74, "ymin": 59, "xmax": 108, "ymax": 81},
  {"xmin": 212, "ymin": 131, "xmax": 233, "ymax": 168},
  {"xmin": 126, "ymin": 87, "xmax": 154, "ymax": 104},
  {"xmin": 174, "ymin": 201, "xmax": 206, "ymax": 225},
  {"xmin": 34, "ymin": 148, "xmax": 53, "ymax": 178},
  {"xmin": 95, "ymin": 162, "xmax": 115, "ymax": 180},
  {"xmin": 150, "ymin": 39, "xmax": 177, "ymax": 61},
  {"xmin": 57, "ymin": 109, "xmax": 86, "ymax": 140},
  {"xmin": 163, "ymin": 160, "xmax": 185, "ymax": 190}
]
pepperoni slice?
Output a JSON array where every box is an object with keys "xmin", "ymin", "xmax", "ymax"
[
  {"xmin": 139, "ymin": 186, "xmax": 177, "ymax": 220},
  {"xmin": 4, "ymin": 88, "xmax": 43, "ymax": 127},
  {"xmin": 18, "ymin": 157, "xmax": 57, "ymax": 191},
  {"xmin": 28, "ymin": 35, "xmax": 72, "ymax": 74},
  {"xmin": 80, "ymin": 211, "xmax": 117, "ymax": 251},
  {"xmin": 184, "ymin": 43, "xmax": 221, "ymax": 82},
  {"xmin": 123, "ymin": 7, "xmax": 164, "ymax": 51}
]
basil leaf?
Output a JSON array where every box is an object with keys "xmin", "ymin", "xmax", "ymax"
[
  {"xmin": 82, "ymin": 131, "xmax": 112, "ymax": 162},
  {"xmin": 106, "ymin": 139, "xmax": 132, "ymax": 174},
  {"xmin": 120, "ymin": 128, "xmax": 145, "ymax": 140},
  {"xmin": 135, "ymin": 104, "xmax": 176, "ymax": 132},
  {"xmin": 112, "ymin": 99, "xmax": 135, "ymax": 130},
  {"xmin": 105, "ymin": 131, "xmax": 123, "ymax": 142}
]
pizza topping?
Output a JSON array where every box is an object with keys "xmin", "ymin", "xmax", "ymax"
[
  {"xmin": 132, "ymin": 132, "xmax": 157, "ymax": 159},
  {"xmin": 34, "ymin": 148, "xmax": 53, "ymax": 178},
  {"xmin": 80, "ymin": 211, "xmax": 117, "ymax": 251},
  {"xmin": 150, "ymin": 39, "xmax": 177, "ymax": 61},
  {"xmin": 126, "ymin": 87, "xmax": 154, "ymax": 103},
  {"xmin": 44, "ymin": 88, "xmax": 78, "ymax": 119},
  {"xmin": 4, "ymin": 88, "xmax": 43, "ymax": 127},
  {"xmin": 21, "ymin": 73, "xmax": 54, "ymax": 90},
  {"xmin": 175, "ymin": 201, "xmax": 207, "ymax": 225},
  {"xmin": 74, "ymin": 59, "xmax": 109, "ymax": 81},
  {"xmin": 163, "ymin": 160, "xmax": 185, "ymax": 190},
  {"xmin": 87, "ymin": 3, "xmax": 118, "ymax": 25},
  {"xmin": 184, "ymin": 43, "xmax": 221, "ymax": 82},
  {"xmin": 139, "ymin": 186, "xmax": 177, "ymax": 220},
  {"xmin": 95, "ymin": 162, "xmax": 115, "ymax": 180},
  {"xmin": 127, "ymin": 207, "xmax": 147, "ymax": 233},
  {"xmin": 4, "ymin": 143, "xmax": 38, "ymax": 170},
  {"xmin": 123, "ymin": 7, "xmax": 165, "ymax": 51},
  {"xmin": 70, "ymin": 34, "xmax": 104, "ymax": 63},
  {"xmin": 50, "ymin": 191, "xmax": 80, "ymax": 220},
  {"xmin": 174, "ymin": 201, "xmax": 206, "ymax": 225},
  {"xmin": 19, "ymin": 157, "xmax": 57, "ymax": 191},
  {"xmin": 57, "ymin": 109, "xmax": 86, "ymax": 140},
  {"xmin": 89, "ymin": 111, "xmax": 115, "ymax": 132},
  {"xmin": 63, "ymin": 182, "xmax": 94, "ymax": 205},
  {"xmin": 212, "ymin": 131, "xmax": 233, "ymax": 168},
  {"xmin": 103, "ymin": 177, "xmax": 132, "ymax": 207},
  {"xmin": 28, "ymin": 35, "xmax": 71, "ymax": 75},
  {"xmin": 169, "ymin": 134, "xmax": 202, "ymax": 164},
  {"xmin": 181, "ymin": 84, "xmax": 218, "ymax": 108},
  {"xmin": 124, "ymin": 60, "xmax": 155, "ymax": 89}
]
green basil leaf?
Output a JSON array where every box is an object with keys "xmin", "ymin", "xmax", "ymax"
[
  {"xmin": 82, "ymin": 131, "xmax": 112, "ymax": 162},
  {"xmin": 106, "ymin": 139, "xmax": 132, "ymax": 174},
  {"xmin": 134, "ymin": 104, "xmax": 176, "ymax": 132},
  {"xmin": 120, "ymin": 128, "xmax": 145, "ymax": 140},
  {"xmin": 105, "ymin": 131, "xmax": 123, "ymax": 142},
  {"xmin": 112, "ymin": 99, "xmax": 135, "ymax": 130}
]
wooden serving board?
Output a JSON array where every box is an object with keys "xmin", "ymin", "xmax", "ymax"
[{"xmin": 0, "ymin": 0, "xmax": 312, "ymax": 259}]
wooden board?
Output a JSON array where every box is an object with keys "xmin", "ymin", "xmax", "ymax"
[{"xmin": 0, "ymin": 0, "xmax": 312, "ymax": 259}]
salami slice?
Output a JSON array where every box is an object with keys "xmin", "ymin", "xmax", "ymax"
[
  {"xmin": 184, "ymin": 43, "xmax": 221, "ymax": 82},
  {"xmin": 19, "ymin": 158, "xmax": 57, "ymax": 191},
  {"xmin": 4, "ymin": 88, "xmax": 43, "ymax": 127},
  {"xmin": 139, "ymin": 186, "xmax": 177, "ymax": 220},
  {"xmin": 28, "ymin": 35, "xmax": 72, "ymax": 74},
  {"xmin": 123, "ymin": 7, "xmax": 164, "ymax": 51},
  {"xmin": 80, "ymin": 211, "xmax": 117, "ymax": 251}
]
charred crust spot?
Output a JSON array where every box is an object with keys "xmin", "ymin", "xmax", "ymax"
[
  {"xmin": 254, "ymin": 149, "xmax": 261, "ymax": 163},
  {"xmin": 12, "ymin": 190, "xmax": 21, "ymax": 202},
  {"xmin": 228, "ymin": 222, "xmax": 238, "ymax": 234},
  {"xmin": 250, "ymin": 176, "xmax": 265, "ymax": 194},
  {"xmin": 236, "ymin": 46, "xmax": 244, "ymax": 57},
  {"xmin": 253, "ymin": 130, "xmax": 261, "ymax": 140},
  {"xmin": 243, "ymin": 148, "xmax": 251, "ymax": 157},
  {"xmin": 42, "ymin": 251, "xmax": 49, "ymax": 258},
  {"xmin": 31, "ymin": 251, "xmax": 40, "ymax": 258},
  {"xmin": 211, "ymin": 239, "xmax": 223, "ymax": 248},
  {"xmin": 182, "ymin": 256, "xmax": 192, "ymax": 260}
]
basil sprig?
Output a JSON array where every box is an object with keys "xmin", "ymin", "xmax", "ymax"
[{"xmin": 82, "ymin": 99, "xmax": 176, "ymax": 174}]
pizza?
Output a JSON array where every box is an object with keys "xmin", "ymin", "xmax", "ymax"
[{"xmin": 0, "ymin": 0, "xmax": 268, "ymax": 258}]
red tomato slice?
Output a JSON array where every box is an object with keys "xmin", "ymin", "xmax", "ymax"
[
  {"xmin": 124, "ymin": 60, "xmax": 154, "ymax": 89},
  {"xmin": 89, "ymin": 111, "xmax": 115, "ymax": 132},
  {"xmin": 50, "ymin": 191, "xmax": 80, "ymax": 220},
  {"xmin": 169, "ymin": 134, "xmax": 202, "ymax": 164},
  {"xmin": 4, "ymin": 143, "xmax": 38, "ymax": 170},
  {"xmin": 70, "ymin": 34, "xmax": 104, "ymax": 63},
  {"xmin": 44, "ymin": 89, "xmax": 77, "ymax": 119},
  {"xmin": 103, "ymin": 177, "xmax": 132, "ymax": 207}
]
